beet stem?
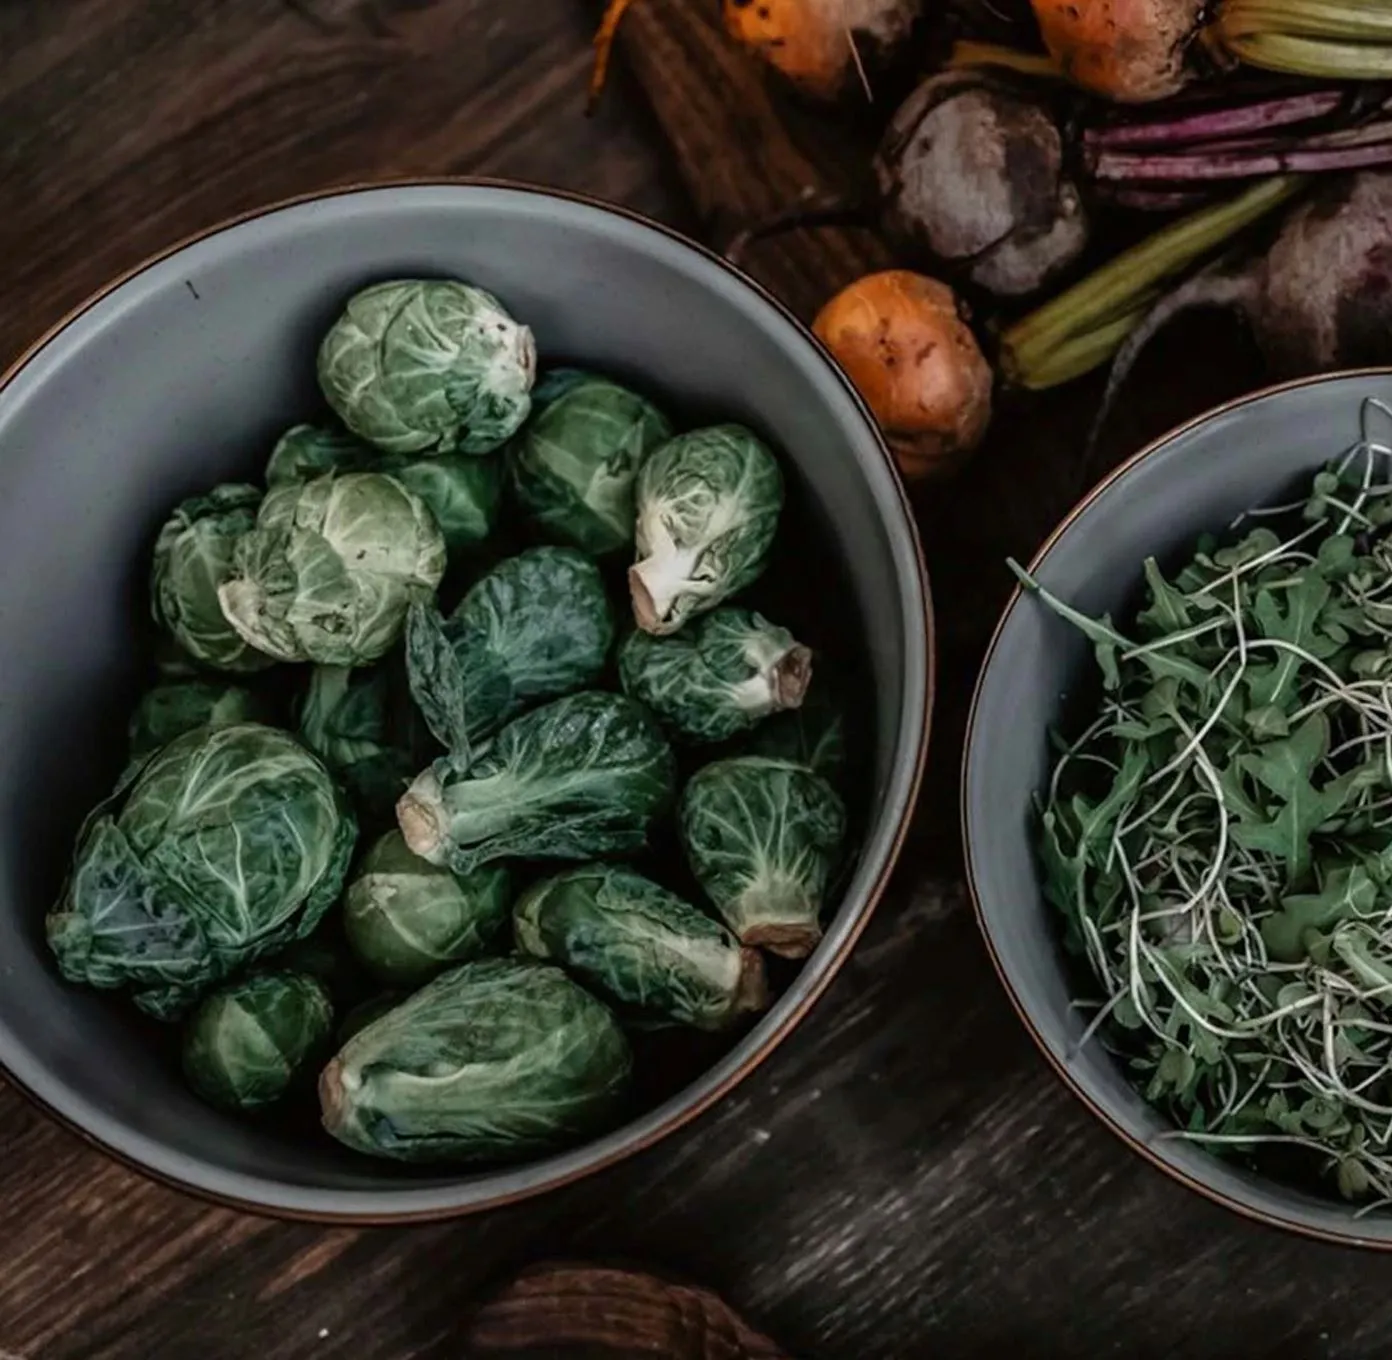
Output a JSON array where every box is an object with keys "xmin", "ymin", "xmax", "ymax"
[
  {"xmin": 948, "ymin": 40, "xmax": 1064, "ymax": 80},
  {"xmin": 1016, "ymin": 300, "xmax": 1157, "ymax": 391},
  {"xmin": 1223, "ymin": 33, "xmax": 1392, "ymax": 82},
  {"xmin": 1001, "ymin": 176, "xmax": 1303, "ymax": 385},
  {"xmin": 1083, "ymin": 90, "xmax": 1350, "ymax": 151},
  {"xmin": 1093, "ymin": 136, "xmax": 1392, "ymax": 181},
  {"xmin": 1084, "ymin": 264, "xmax": 1262, "ymax": 458},
  {"xmin": 1091, "ymin": 186, "xmax": 1218, "ymax": 211}
]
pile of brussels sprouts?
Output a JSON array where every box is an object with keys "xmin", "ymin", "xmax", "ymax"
[{"xmin": 45, "ymin": 277, "xmax": 857, "ymax": 1165}]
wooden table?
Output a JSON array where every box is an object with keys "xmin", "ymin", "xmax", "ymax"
[{"xmin": 3, "ymin": 4, "xmax": 1392, "ymax": 1358}]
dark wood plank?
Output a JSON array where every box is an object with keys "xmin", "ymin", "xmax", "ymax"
[
  {"xmin": 0, "ymin": 0, "xmax": 691, "ymax": 370},
  {"xmin": 2, "ymin": 3, "xmax": 1389, "ymax": 1360}
]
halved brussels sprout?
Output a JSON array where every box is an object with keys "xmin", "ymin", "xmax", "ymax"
[
  {"xmin": 405, "ymin": 546, "xmax": 614, "ymax": 752},
  {"xmin": 630, "ymin": 425, "xmax": 783, "ymax": 636},
  {"xmin": 679, "ymin": 756, "xmax": 845, "ymax": 960},
  {"xmin": 344, "ymin": 830, "xmax": 511, "ymax": 986},
  {"xmin": 151, "ymin": 484, "xmax": 271, "ymax": 673},
  {"xmin": 218, "ymin": 472, "xmax": 446, "ymax": 667},
  {"xmin": 182, "ymin": 970, "xmax": 334, "ymax": 1112},
  {"xmin": 317, "ymin": 279, "xmax": 536, "ymax": 456},
  {"xmin": 47, "ymin": 723, "xmax": 357, "ymax": 1019},
  {"xmin": 618, "ymin": 607, "xmax": 811, "ymax": 743},
  {"xmin": 319, "ymin": 957, "xmax": 631, "ymax": 1162},
  {"xmin": 514, "ymin": 863, "xmax": 767, "ymax": 1030},
  {"xmin": 397, "ymin": 691, "xmax": 676, "ymax": 875},
  {"xmin": 508, "ymin": 372, "xmax": 672, "ymax": 555}
]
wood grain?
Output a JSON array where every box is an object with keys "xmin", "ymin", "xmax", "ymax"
[{"xmin": 0, "ymin": 3, "xmax": 1388, "ymax": 1360}]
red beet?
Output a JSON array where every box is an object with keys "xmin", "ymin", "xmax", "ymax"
[
  {"xmin": 875, "ymin": 70, "xmax": 1090, "ymax": 296},
  {"xmin": 1092, "ymin": 171, "xmax": 1392, "ymax": 443}
]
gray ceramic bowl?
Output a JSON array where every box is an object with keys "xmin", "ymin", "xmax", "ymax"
[
  {"xmin": 0, "ymin": 181, "xmax": 931, "ymax": 1221},
  {"xmin": 965, "ymin": 370, "xmax": 1392, "ymax": 1247}
]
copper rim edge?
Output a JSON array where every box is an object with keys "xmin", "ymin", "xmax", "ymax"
[
  {"xmin": 960, "ymin": 367, "xmax": 1392, "ymax": 1251},
  {"xmin": 0, "ymin": 176, "xmax": 936, "ymax": 1227}
]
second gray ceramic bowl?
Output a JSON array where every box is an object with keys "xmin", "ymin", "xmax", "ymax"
[
  {"xmin": 965, "ymin": 371, "xmax": 1392, "ymax": 1247},
  {"xmin": 0, "ymin": 181, "xmax": 931, "ymax": 1221}
]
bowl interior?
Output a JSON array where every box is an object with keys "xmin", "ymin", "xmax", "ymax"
[
  {"xmin": 966, "ymin": 373, "xmax": 1392, "ymax": 1244},
  {"xmin": 0, "ymin": 184, "xmax": 928, "ymax": 1217}
]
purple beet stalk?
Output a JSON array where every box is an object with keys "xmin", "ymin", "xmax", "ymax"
[{"xmin": 1084, "ymin": 86, "xmax": 1392, "ymax": 185}]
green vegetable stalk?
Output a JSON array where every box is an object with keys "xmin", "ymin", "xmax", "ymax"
[{"xmin": 1000, "ymin": 176, "xmax": 1304, "ymax": 390}]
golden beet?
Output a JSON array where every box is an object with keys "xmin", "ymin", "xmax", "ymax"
[
  {"xmin": 723, "ymin": 0, "xmax": 922, "ymax": 101},
  {"xmin": 813, "ymin": 271, "xmax": 993, "ymax": 479}
]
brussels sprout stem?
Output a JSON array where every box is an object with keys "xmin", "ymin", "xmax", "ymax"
[
  {"xmin": 734, "ymin": 948, "xmax": 772, "ymax": 1018},
  {"xmin": 630, "ymin": 546, "xmax": 702, "ymax": 636},
  {"xmin": 736, "ymin": 876, "xmax": 825, "ymax": 959},
  {"xmin": 397, "ymin": 771, "xmax": 447, "ymax": 864}
]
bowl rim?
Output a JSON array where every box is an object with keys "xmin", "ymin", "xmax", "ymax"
[
  {"xmin": 961, "ymin": 365, "xmax": 1392, "ymax": 1250},
  {"xmin": 0, "ymin": 175, "xmax": 935, "ymax": 1225}
]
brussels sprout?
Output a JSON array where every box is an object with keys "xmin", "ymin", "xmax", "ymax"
[
  {"xmin": 514, "ymin": 864, "xmax": 768, "ymax": 1030},
  {"xmin": 47, "ymin": 723, "xmax": 357, "ymax": 1019},
  {"xmin": 128, "ymin": 680, "xmax": 269, "ymax": 761},
  {"xmin": 265, "ymin": 423, "xmax": 376, "ymax": 485},
  {"xmin": 344, "ymin": 830, "xmax": 511, "ymax": 986},
  {"xmin": 317, "ymin": 279, "xmax": 536, "ymax": 456},
  {"xmin": 296, "ymin": 660, "xmax": 433, "ymax": 823},
  {"xmin": 744, "ymin": 678, "xmax": 848, "ymax": 784},
  {"xmin": 679, "ymin": 756, "xmax": 845, "ymax": 960},
  {"xmin": 151, "ymin": 484, "xmax": 272, "ymax": 672},
  {"xmin": 182, "ymin": 970, "xmax": 334, "ymax": 1112},
  {"xmin": 385, "ymin": 454, "xmax": 503, "ymax": 555},
  {"xmin": 630, "ymin": 425, "xmax": 783, "ymax": 636},
  {"xmin": 397, "ymin": 691, "xmax": 676, "ymax": 875},
  {"xmin": 266, "ymin": 422, "xmax": 502, "ymax": 555},
  {"xmin": 217, "ymin": 472, "xmax": 446, "ymax": 667},
  {"xmin": 508, "ymin": 372, "xmax": 672, "ymax": 556},
  {"xmin": 405, "ymin": 547, "xmax": 615, "ymax": 752},
  {"xmin": 319, "ymin": 957, "xmax": 631, "ymax": 1163},
  {"xmin": 618, "ymin": 608, "xmax": 811, "ymax": 744}
]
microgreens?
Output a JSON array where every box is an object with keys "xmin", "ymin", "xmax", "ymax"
[{"xmin": 1019, "ymin": 398, "xmax": 1392, "ymax": 1208}]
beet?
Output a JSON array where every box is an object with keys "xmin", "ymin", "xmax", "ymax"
[
  {"xmin": 812, "ymin": 270, "xmax": 994, "ymax": 479},
  {"xmin": 1092, "ymin": 171, "xmax": 1392, "ymax": 444},
  {"xmin": 875, "ymin": 71, "xmax": 1089, "ymax": 297}
]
